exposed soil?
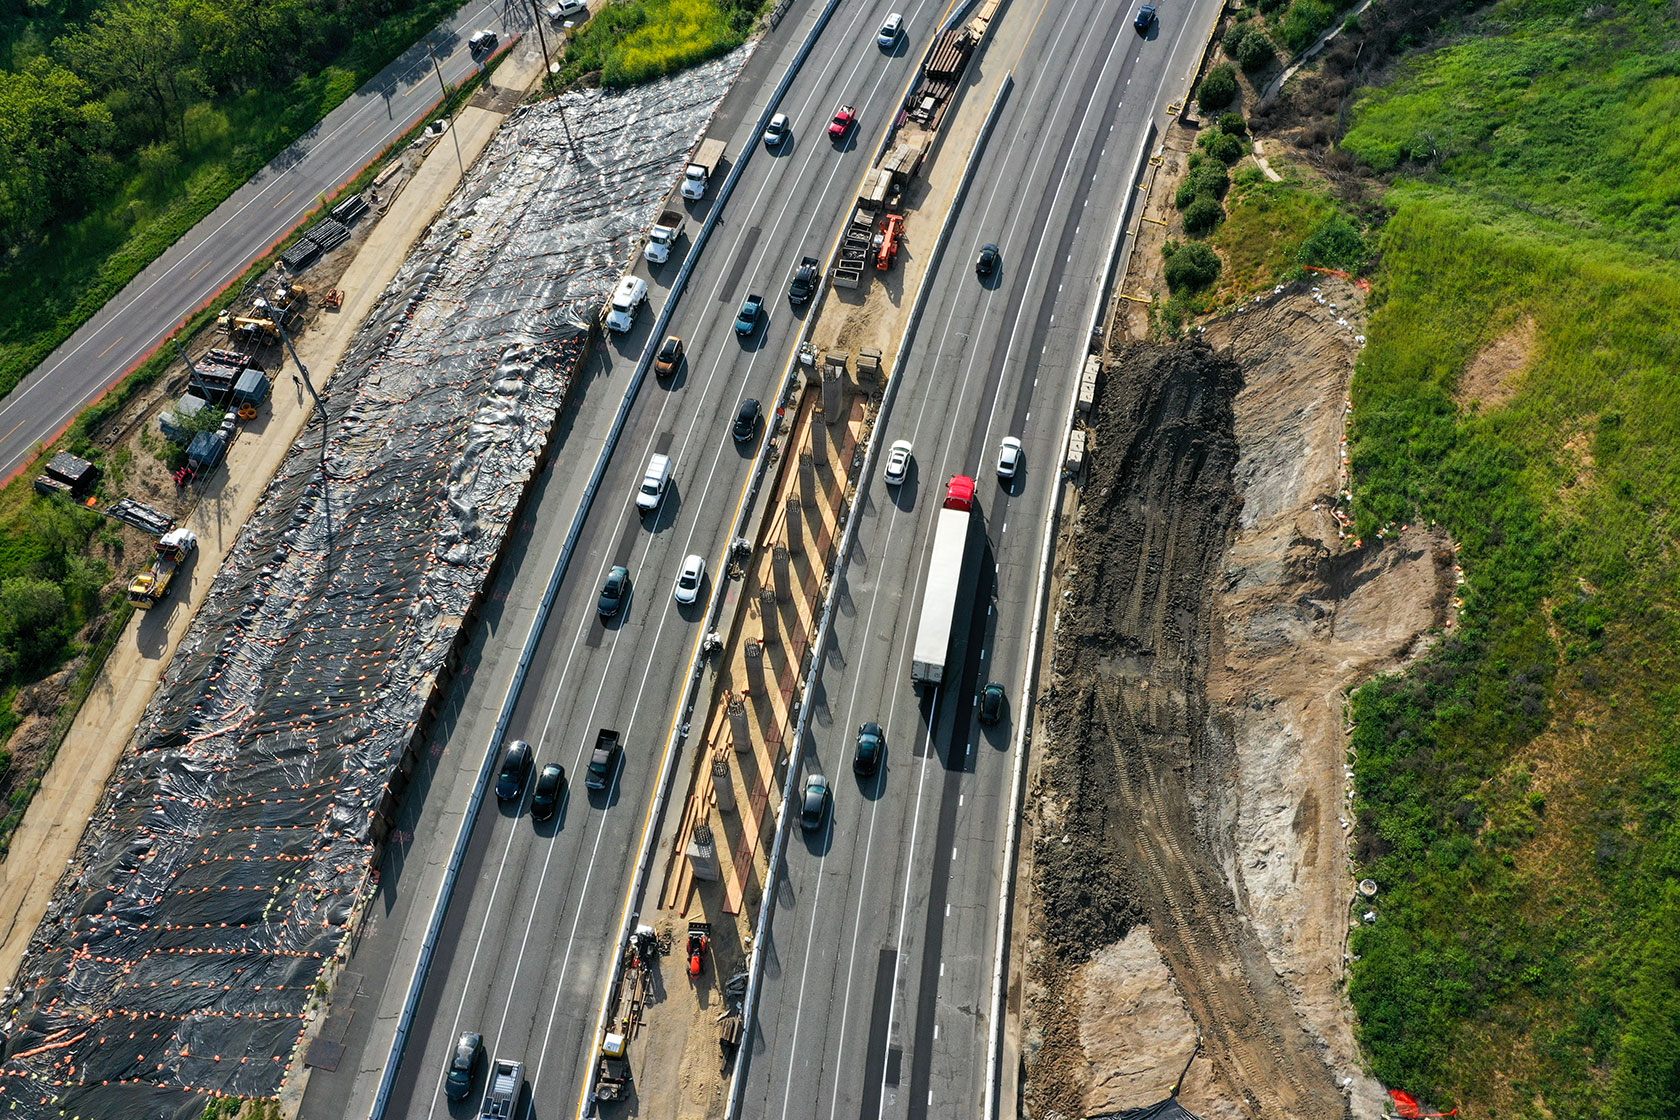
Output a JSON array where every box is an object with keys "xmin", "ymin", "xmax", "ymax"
[
  {"xmin": 1023, "ymin": 281, "xmax": 1458, "ymax": 1120},
  {"xmin": 1453, "ymin": 316, "xmax": 1535, "ymax": 412}
]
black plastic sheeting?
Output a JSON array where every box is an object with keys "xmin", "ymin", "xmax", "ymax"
[
  {"xmin": 1090, "ymin": 1100, "xmax": 1208, "ymax": 1120},
  {"xmin": 0, "ymin": 48, "xmax": 747, "ymax": 1120}
]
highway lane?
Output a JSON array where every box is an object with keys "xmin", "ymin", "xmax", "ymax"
[
  {"xmin": 736, "ymin": 0, "xmax": 1223, "ymax": 1116},
  {"xmin": 0, "ymin": 0, "xmax": 529, "ymax": 482},
  {"xmin": 366, "ymin": 1, "xmax": 970, "ymax": 1116}
]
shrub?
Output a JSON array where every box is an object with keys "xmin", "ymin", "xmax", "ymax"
[
  {"xmin": 1236, "ymin": 29, "xmax": 1275, "ymax": 71},
  {"xmin": 1187, "ymin": 159, "xmax": 1231, "ymax": 200},
  {"xmin": 1223, "ymin": 21, "xmax": 1253, "ymax": 59},
  {"xmin": 1197, "ymin": 63, "xmax": 1238, "ymax": 110},
  {"xmin": 1176, "ymin": 180, "xmax": 1202, "ymax": 209},
  {"xmin": 1257, "ymin": 0, "xmax": 1287, "ymax": 15},
  {"xmin": 1218, "ymin": 112, "xmax": 1248, "ymax": 136},
  {"xmin": 1199, "ymin": 128, "xmax": 1247, "ymax": 164},
  {"xmin": 1296, "ymin": 214, "xmax": 1369, "ymax": 271},
  {"xmin": 0, "ymin": 578, "xmax": 72, "ymax": 677},
  {"xmin": 1278, "ymin": 0, "xmax": 1336, "ymax": 52},
  {"xmin": 1163, "ymin": 240, "xmax": 1222, "ymax": 291},
  {"xmin": 1183, "ymin": 196, "xmax": 1225, "ymax": 235}
]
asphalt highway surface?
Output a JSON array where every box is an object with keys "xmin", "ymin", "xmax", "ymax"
[
  {"xmin": 733, "ymin": 0, "xmax": 1223, "ymax": 1116},
  {"xmin": 0, "ymin": 0, "xmax": 522, "ymax": 483},
  {"xmin": 299, "ymin": 0, "xmax": 968, "ymax": 1116}
]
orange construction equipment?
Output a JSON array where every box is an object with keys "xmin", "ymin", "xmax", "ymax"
[
  {"xmin": 876, "ymin": 214, "xmax": 903, "ymax": 271},
  {"xmin": 324, "ymin": 288, "xmax": 345, "ymax": 309}
]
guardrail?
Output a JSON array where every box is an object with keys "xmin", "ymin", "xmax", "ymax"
[
  {"xmin": 722, "ymin": 70, "xmax": 1016, "ymax": 1120},
  {"xmin": 369, "ymin": 7, "xmax": 849, "ymax": 1116}
]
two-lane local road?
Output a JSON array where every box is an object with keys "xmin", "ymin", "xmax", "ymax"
[{"xmin": 0, "ymin": 0, "xmax": 529, "ymax": 482}]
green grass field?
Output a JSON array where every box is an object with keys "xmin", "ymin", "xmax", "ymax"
[
  {"xmin": 557, "ymin": 0, "xmax": 752, "ymax": 88},
  {"xmin": 1338, "ymin": 0, "xmax": 1680, "ymax": 1113}
]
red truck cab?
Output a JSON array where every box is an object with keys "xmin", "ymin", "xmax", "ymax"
[{"xmin": 944, "ymin": 474, "xmax": 975, "ymax": 511}]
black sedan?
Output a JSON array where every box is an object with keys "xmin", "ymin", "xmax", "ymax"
[
  {"xmin": 853, "ymin": 721, "xmax": 884, "ymax": 775},
  {"xmin": 799, "ymin": 774, "xmax": 831, "ymax": 831},
  {"xmin": 531, "ymin": 762, "xmax": 565, "ymax": 820},
  {"xmin": 496, "ymin": 739, "xmax": 532, "ymax": 800},
  {"xmin": 444, "ymin": 1030, "xmax": 483, "ymax": 1101},
  {"xmin": 598, "ymin": 565, "xmax": 631, "ymax": 617}
]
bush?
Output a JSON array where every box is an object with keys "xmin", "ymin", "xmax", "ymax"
[
  {"xmin": 1296, "ymin": 214, "xmax": 1369, "ymax": 271},
  {"xmin": 1199, "ymin": 128, "xmax": 1247, "ymax": 164},
  {"xmin": 1175, "ymin": 180, "xmax": 1202, "ymax": 209},
  {"xmin": 1278, "ymin": 0, "xmax": 1336, "ymax": 52},
  {"xmin": 1223, "ymin": 21, "xmax": 1253, "ymax": 59},
  {"xmin": 1197, "ymin": 63, "xmax": 1238, "ymax": 110},
  {"xmin": 0, "ymin": 578, "xmax": 72, "ymax": 677},
  {"xmin": 1236, "ymin": 29, "xmax": 1275, "ymax": 71},
  {"xmin": 1257, "ymin": 0, "xmax": 1287, "ymax": 15},
  {"xmin": 1163, "ymin": 240, "xmax": 1222, "ymax": 292},
  {"xmin": 1183, "ymin": 196, "xmax": 1225, "ymax": 235},
  {"xmin": 1218, "ymin": 112, "xmax": 1249, "ymax": 136},
  {"xmin": 1186, "ymin": 159, "xmax": 1231, "ymax": 200}
]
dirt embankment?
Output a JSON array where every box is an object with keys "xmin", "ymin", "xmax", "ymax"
[{"xmin": 1024, "ymin": 283, "xmax": 1457, "ymax": 1120}]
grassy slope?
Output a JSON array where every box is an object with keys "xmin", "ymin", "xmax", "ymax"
[{"xmin": 1337, "ymin": 0, "xmax": 1680, "ymax": 1114}]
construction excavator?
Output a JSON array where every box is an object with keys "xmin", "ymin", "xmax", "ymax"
[{"xmin": 875, "ymin": 213, "xmax": 904, "ymax": 271}]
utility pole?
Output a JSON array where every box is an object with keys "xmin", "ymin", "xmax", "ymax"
[
  {"xmin": 528, "ymin": 0, "xmax": 556, "ymax": 93},
  {"xmin": 432, "ymin": 52, "xmax": 466, "ymax": 175}
]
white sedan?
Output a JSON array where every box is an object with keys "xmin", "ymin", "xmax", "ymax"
[
  {"xmin": 884, "ymin": 440, "xmax": 913, "ymax": 486},
  {"xmin": 674, "ymin": 554, "xmax": 706, "ymax": 605},
  {"xmin": 997, "ymin": 436, "xmax": 1023, "ymax": 480}
]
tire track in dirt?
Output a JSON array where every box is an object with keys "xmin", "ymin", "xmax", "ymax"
[{"xmin": 1028, "ymin": 341, "xmax": 1346, "ymax": 1119}]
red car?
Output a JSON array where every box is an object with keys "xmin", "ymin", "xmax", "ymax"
[{"xmin": 828, "ymin": 104, "xmax": 857, "ymax": 140}]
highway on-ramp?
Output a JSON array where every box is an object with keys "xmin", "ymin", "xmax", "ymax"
[
  {"xmin": 0, "ymin": 0, "xmax": 528, "ymax": 483},
  {"xmin": 733, "ymin": 0, "xmax": 1221, "ymax": 1116},
  {"xmin": 297, "ymin": 0, "xmax": 966, "ymax": 1116}
]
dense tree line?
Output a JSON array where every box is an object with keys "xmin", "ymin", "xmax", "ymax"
[{"xmin": 0, "ymin": 0, "xmax": 409, "ymax": 253}]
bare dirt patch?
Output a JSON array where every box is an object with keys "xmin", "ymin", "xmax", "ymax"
[
  {"xmin": 1454, "ymin": 316, "xmax": 1535, "ymax": 412},
  {"xmin": 1024, "ymin": 282, "xmax": 1457, "ymax": 1120}
]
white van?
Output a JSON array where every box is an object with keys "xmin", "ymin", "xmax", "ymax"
[
  {"xmin": 604, "ymin": 276, "xmax": 648, "ymax": 332},
  {"xmin": 636, "ymin": 453, "xmax": 671, "ymax": 515}
]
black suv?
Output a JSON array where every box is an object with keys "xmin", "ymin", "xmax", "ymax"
[
  {"xmin": 789, "ymin": 257, "xmax": 819, "ymax": 305},
  {"xmin": 496, "ymin": 740, "xmax": 532, "ymax": 800}
]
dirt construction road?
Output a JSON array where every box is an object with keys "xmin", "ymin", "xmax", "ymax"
[{"xmin": 1029, "ymin": 342, "xmax": 1348, "ymax": 1120}]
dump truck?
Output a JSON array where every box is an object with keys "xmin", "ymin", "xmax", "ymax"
[
  {"xmin": 681, "ymin": 137, "xmax": 727, "ymax": 200},
  {"xmin": 910, "ymin": 476, "xmax": 976, "ymax": 687},
  {"xmin": 596, "ymin": 1032, "xmax": 632, "ymax": 1101},
  {"xmin": 127, "ymin": 528, "xmax": 198, "ymax": 608},
  {"xmin": 645, "ymin": 208, "xmax": 685, "ymax": 263},
  {"xmin": 480, "ymin": 1057, "xmax": 523, "ymax": 1119}
]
